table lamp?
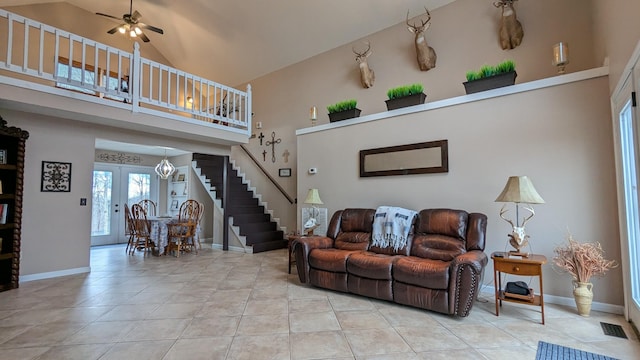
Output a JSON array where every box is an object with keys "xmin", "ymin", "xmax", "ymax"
[
  {"xmin": 303, "ymin": 188, "xmax": 323, "ymax": 235},
  {"xmin": 495, "ymin": 176, "xmax": 545, "ymax": 256}
]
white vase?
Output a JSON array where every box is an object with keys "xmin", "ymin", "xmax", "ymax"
[{"xmin": 573, "ymin": 281, "xmax": 593, "ymax": 317}]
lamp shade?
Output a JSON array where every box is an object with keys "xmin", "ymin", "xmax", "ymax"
[
  {"xmin": 155, "ymin": 157, "xmax": 176, "ymax": 180},
  {"xmin": 304, "ymin": 188, "xmax": 323, "ymax": 205},
  {"xmin": 495, "ymin": 176, "xmax": 545, "ymax": 204}
]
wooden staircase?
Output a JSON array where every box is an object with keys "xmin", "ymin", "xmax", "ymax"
[{"xmin": 192, "ymin": 153, "xmax": 286, "ymax": 253}]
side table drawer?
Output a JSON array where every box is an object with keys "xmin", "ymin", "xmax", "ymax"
[{"xmin": 494, "ymin": 260, "xmax": 540, "ymax": 276}]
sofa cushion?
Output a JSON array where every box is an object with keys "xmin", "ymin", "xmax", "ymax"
[
  {"xmin": 333, "ymin": 209, "xmax": 375, "ymax": 251},
  {"xmin": 393, "ymin": 256, "xmax": 450, "ymax": 290},
  {"xmin": 309, "ymin": 248, "xmax": 360, "ymax": 272},
  {"xmin": 411, "ymin": 235, "xmax": 466, "ymax": 261},
  {"xmin": 416, "ymin": 209, "xmax": 468, "ymax": 240},
  {"xmin": 347, "ymin": 251, "xmax": 396, "ymax": 280}
]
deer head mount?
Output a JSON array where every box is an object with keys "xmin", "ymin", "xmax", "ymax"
[
  {"xmin": 406, "ymin": 7, "xmax": 437, "ymax": 71},
  {"xmin": 499, "ymin": 204, "xmax": 535, "ymax": 253},
  {"xmin": 353, "ymin": 41, "xmax": 375, "ymax": 89},
  {"xmin": 494, "ymin": 0, "xmax": 523, "ymax": 50}
]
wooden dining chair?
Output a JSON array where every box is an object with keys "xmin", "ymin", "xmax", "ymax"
[
  {"xmin": 138, "ymin": 199, "xmax": 157, "ymax": 217},
  {"xmin": 130, "ymin": 203, "xmax": 154, "ymax": 254},
  {"xmin": 124, "ymin": 203, "xmax": 136, "ymax": 254},
  {"xmin": 166, "ymin": 199, "xmax": 201, "ymax": 257}
]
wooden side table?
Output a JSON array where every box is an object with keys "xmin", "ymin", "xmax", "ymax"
[
  {"xmin": 286, "ymin": 235, "xmax": 302, "ymax": 274},
  {"xmin": 492, "ymin": 252, "xmax": 547, "ymax": 324}
]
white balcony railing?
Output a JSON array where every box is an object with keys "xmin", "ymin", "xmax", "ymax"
[{"xmin": 0, "ymin": 9, "xmax": 251, "ymax": 136}]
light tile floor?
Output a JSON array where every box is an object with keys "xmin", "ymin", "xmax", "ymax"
[{"xmin": 0, "ymin": 245, "xmax": 638, "ymax": 360}]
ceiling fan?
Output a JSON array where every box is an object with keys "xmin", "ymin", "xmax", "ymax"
[{"xmin": 96, "ymin": 0, "xmax": 164, "ymax": 43}]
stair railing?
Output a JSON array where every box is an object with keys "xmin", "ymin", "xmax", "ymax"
[{"xmin": 239, "ymin": 145, "xmax": 295, "ymax": 204}]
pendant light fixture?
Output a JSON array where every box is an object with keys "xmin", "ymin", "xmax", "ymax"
[{"xmin": 155, "ymin": 150, "xmax": 176, "ymax": 180}]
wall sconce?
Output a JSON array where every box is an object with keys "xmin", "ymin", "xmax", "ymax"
[
  {"xmin": 310, "ymin": 106, "xmax": 317, "ymax": 126},
  {"xmin": 553, "ymin": 42, "xmax": 569, "ymax": 74}
]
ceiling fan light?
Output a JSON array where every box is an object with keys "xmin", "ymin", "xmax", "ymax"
[
  {"xmin": 118, "ymin": 26, "xmax": 126, "ymax": 34},
  {"xmin": 134, "ymin": 26, "xmax": 142, "ymax": 35},
  {"xmin": 129, "ymin": 29, "xmax": 137, "ymax": 37}
]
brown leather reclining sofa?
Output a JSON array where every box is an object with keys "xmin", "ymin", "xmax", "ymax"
[{"xmin": 293, "ymin": 208, "xmax": 488, "ymax": 317}]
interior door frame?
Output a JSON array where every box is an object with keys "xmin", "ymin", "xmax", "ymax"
[{"xmin": 611, "ymin": 39, "xmax": 640, "ymax": 326}]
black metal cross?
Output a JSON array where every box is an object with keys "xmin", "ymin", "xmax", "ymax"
[
  {"xmin": 258, "ymin": 132, "xmax": 265, "ymax": 145},
  {"xmin": 265, "ymin": 131, "xmax": 281, "ymax": 163},
  {"xmin": 262, "ymin": 150, "xmax": 267, "ymax": 162}
]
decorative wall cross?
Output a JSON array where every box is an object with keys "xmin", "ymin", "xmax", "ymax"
[
  {"xmin": 265, "ymin": 131, "xmax": 281, "ymax": 163},
  {"xmin": 258, "ymin": 132, "xmax": 265, "ymax": 146},
  {"xmin": 262, "ymin": 150, "xmax": 267, "ymax": 162},
  {"xmin": 283, "ymin": 149, "xmax": 290, "ymax": 163}
]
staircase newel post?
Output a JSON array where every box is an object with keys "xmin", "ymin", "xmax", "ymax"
[{"xmin": 222, "ymin": 155, "xmax": 229, "ymax": 251}]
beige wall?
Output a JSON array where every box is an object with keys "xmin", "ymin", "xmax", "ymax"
[
  {"xmin": 298, "ymin": 76, "xmax": 621, "ymax": 305},
  {"xmin": 3, "ymin": 2, "xmax": 171, "ymax": 66},
  {"xmin": 592, "ymin": 0, "xmax": 640, "ymax": 93},
  {"xmin": 240, "ymin": 0, "xmax": 599, "ymax": 238},
  {"xmin": 1, "ymin": 108, "xmax": 230, "ymax": 276}
]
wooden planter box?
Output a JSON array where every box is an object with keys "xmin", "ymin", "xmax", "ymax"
[
  {"xmin": 385, "ymin": 93, "xmax": 427, "ymax": 111},
  {"xmin": 463, "ymin": 71, "xmax": 517, "ymax": 94},
  {"xmin": 328, "ymin": 108, "xmax": 361, "ymax": 122}
]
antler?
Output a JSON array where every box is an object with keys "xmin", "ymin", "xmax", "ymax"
[
  {"xmin": 493, "ymin": 0, "xmax": 517, "ymax": 7},
  {"xmin": 499, "ymin": 205, "xmax": 515, "ymax": 227},
  {"xmin": 406, "ymin": 7, "xmax": 431, "ymax": 31},
  {"xmin": 520, "ymin": 205, "xmax": 535, "ymax": 228},
  {"xmin": 352, "ymin": 41, "xmax": 371, "ymax": 58}
]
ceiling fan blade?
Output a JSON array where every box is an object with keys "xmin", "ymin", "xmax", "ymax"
[
  {"xmin": 96, "ymin": 12, "xmax": 122, "ymax": 20},
  {"xmin": 138, "ymin": 32, "xmax": 150, "ymax": 43},
  {"xmin": 139, "ymin": 22, "xmax": 164, "ymax": 35},
  {"xmin": 107, "ymin": 25, "xmax": 123, "ymax": 34},
  {"xmin": 131, "ymin": 10, "xmax": 142, "ymax": 22}
]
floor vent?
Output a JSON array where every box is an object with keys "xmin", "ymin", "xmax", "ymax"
[{"xmin": 600, "ymin": 322, "xmax": 627, "ymax": 339}]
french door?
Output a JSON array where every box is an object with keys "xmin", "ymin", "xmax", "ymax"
[
  {"xmin": 612, "ymin": 51, "xmax": 640, "ymax": 327},
  {"xmin": 90, "ymin": 164, "xmax": 158, "ymax": 246}
]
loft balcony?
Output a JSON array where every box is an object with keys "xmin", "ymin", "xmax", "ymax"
[{"xmin": 0, "ymin": 9, "xmax": 251, "ymax": 145}]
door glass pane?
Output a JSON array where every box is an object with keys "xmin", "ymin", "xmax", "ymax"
[
  {"xmin": 619, "ymin": 101, "xmax": 640, "ymax": 306},
  {"xmin": 91, "ymin": 170, "xmax": 113, "ymax": 236},
  {"xmin": 128, "ymin": 173, "xmax": 151, "ymax": 205}
]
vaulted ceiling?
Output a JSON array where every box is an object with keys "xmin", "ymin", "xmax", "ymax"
[{"xmin": 0, "ymin": 0, "xmax": 455, "ymax": 86}]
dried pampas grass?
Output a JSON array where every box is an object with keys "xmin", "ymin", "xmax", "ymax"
[{"xmin": 552, "ymin": 234, "xmax": 618, "ymax": 283}]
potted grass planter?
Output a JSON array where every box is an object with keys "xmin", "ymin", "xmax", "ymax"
[
  {"xmin": 327, "ymin": 99, "xmax": 361, "ymax": 122},
  {"xmin": 385, "ymin": 83, "xmax": 427, "ymax": 111},
  {"xmin": 463, "ymin": 60, "xmax": 517, "ymax": 94}
]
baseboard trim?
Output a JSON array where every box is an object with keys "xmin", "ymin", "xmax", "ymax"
[
  {"xmin": 20, "ymin": 267, "xmax": 91, "ymax": 283},
  {"xmin": 211, "ymin": 243, "xmax": 250, "ymax": 253},
  {"xmin": 480, "ymin": 285, "xmax": 624, "ymax": 315}
]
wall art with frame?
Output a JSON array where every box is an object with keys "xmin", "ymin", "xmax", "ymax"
[{"xmin": 41, "ymin": 161, "xmax": 72, "ymax": 192}]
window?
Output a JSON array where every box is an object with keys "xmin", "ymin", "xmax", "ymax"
[{"xmin": 55, "ymin": 57, "xmax": 127, "ymax": 101}]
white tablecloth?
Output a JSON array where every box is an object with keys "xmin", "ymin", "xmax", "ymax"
[{"xmin": 148, "ymin": 216, "xmax": 176, "ymax": 253}]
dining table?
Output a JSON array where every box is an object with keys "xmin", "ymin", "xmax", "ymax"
[
  {"xmin": 147, "ymin": 215, "xmax": 201, "ymax": 255},
  {"xmin": 147, "ymin": 215, "xmax": 177, "ymax": 255}
]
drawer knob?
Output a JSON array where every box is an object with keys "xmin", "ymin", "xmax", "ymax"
[{"xmin": 513, "ymin": 266, "xmax": 520, "ymax": 272}]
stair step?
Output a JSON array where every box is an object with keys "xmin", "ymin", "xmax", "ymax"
[
  {"xmin": 246, "ymin": 230, "xmax": 284, "ymax": 245},
  {"xmin": 239, "ymin": 222, "xmax": 277, "ymax": 235},
  {"xmin": 233, "ymin": 213, "xmax": 271, "ymax": 224},
  {"xmin": 251, "ymin": 239, "xmax": 288, "ymax": 253},
  {"xmin": 227, "ymin": 206, "xmax": 265, "ymax": 214}
]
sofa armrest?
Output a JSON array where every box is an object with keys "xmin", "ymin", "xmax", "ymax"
[
  {"xmin": 292, "ymin": 236, "xmax": 334, "ymax": 283},
  {"xmin": 449, "ymin": 250, "xmax": 488, "ymax": 317}
]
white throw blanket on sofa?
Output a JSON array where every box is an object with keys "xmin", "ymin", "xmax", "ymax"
[{"xmin": 372, "ymin": 206, "xmax": 417, "ymax": 251}]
